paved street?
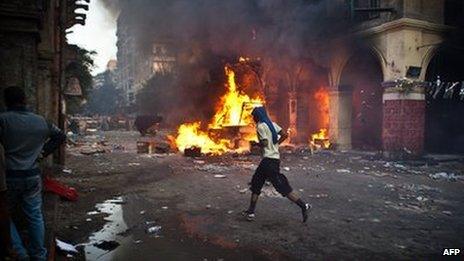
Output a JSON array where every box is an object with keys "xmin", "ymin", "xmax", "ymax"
[{"xmin": 48, "ymin": 131, "xmax": 464, "ymax": 260}]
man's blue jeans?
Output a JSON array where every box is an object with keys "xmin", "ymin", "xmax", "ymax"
[{"xmin": 6, "ymin": 176, "xmax": 47, "ymax": 260}]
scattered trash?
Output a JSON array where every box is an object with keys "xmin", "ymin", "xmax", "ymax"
[
  {"xmin": 56, "ymin": 239, "xmax": 78, "ymax": 253},
  {"xmin": 147, "ymin": 226, "xmax": 162, "ymax": 235},
  {"xmin": 227, "ymin": 210, "xmax": 234, "ymax": 214},
  {"xmin": 308, "ymin": 193, "xmax": 328, "ymax": 198},
  {"xmin": 140, "ymin": 210, "xmax": 146, "ymax": 215},
  {"xmin": 239, "ymin": 188, "xmax": 248, "ymax": 194},
  {"xmin": 416, "ymin": 196, "xmax": 428, "ymax": 202},
  {"xmin": 283, "ymin": 167, "xmax": 290, "ymax": 171},
  {"xmin": 133, "ymin": 240, "xmax": 143, "ymax": 244},
  {"xmin": 86, "ymin": 218, "xmax": 92, "ymax": 222},
  {"xmin": 62, "ymin": 168, "xmax": 73, "ymax": 174},
  {"xmin": 193, "ymin": 160, "xmax": 205, "ymax": 164},
  {"xmin": 128, "ymin": 162, "xmax": 141, "ymax": 166},
  {"xmin": 87, "ymin": 211, "xmax": 99, "ymax": 215},
  {"xmin": 214, "ymin": 174, "xmax": 227, "ymax": 178},
  {"xmin": 206, "ymin": 204, "xmax": 212, "ymax": 209},
  {"xmin": 196, "ymin": 164, "xmax": 230, "ymax": 173},
  {"xmin": 442, "ymin": 210, "xmax": 452, "ymax": 216},
  {"xmin": 161, "ymin": 206, "xmax": 168, "ymax": 210},
  {"xmin": 429, "ymin": 172, "xmax": 460, "ymax": 181},
  {"xmin": 336, "ymin": 169, "xmax": 351, "ymax": 174},
  {"xmin": 261, "ymin": 187, "xmax": 281, "ymax": 198}
]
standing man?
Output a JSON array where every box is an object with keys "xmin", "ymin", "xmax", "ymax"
[
  {"xmin": 244, "ymin": 107, "xmax": 311, "ymax": 222},
  {"xmin": 0, "ymin": 86, "xmax": 66, "ymax": 260}
]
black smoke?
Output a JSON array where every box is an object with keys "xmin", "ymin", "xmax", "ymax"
[{"xmin": 105, "ymin": 0, "xmax": 355, "ymax": 125}]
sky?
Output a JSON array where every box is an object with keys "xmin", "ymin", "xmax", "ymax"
[{"xmin": 67, "ymin": 0, "xmax": 118, "ymax": 75}]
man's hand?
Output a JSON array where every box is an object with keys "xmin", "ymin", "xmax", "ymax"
[{"xmin": 258, "ymin": 139, "xmax": 269, "ymax": 148}]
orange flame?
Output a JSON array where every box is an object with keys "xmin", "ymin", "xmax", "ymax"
[
  {"xmin": 310, "ymin": 128, "xmax": 330, "ymax": 149},
  {"xmin": 310, "ymin": 88, "xmax": 330, "ymax": 149},
  {"xmin": 172, "ymin": 122, "xmax": 230, "ymax": 155},
  {"xmin": 172, "ymin": 60, "xmax": 264, "ymax": 155},
  {"xmin": 210, "ymin": 66, "xmax": 264, "ymax": 128}
]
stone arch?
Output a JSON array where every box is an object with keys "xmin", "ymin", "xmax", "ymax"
[
  {"xmin": 420, "ymin": 45, "xmax": 440, "ymax": 81},
  {"xmin": 329, "ymin": 42, "xmax": 387, "ymax": 90},
  {"xmin": 338, "ymin": 44, "xmax": 385, "ymax": 150}
]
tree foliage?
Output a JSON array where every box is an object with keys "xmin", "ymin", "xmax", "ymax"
[{"xmin": 65, "ymin": 45, "xmax": 95, "ymax": 114}]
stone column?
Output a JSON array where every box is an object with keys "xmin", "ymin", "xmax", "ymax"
[
  {"xmin": 382, "ymin": 81, "xmax": 426, "ymax": 157},
  {"xmin": 329, "ymin": 87, "xmax": 353, "ymax": 150},
  {"xmin": 288, "ymin": 91, "xmax": 298, "ymax": 142}
]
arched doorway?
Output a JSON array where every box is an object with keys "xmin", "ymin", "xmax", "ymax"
[
  {"xmin": 425, "ymin": 47, "xmax": 464, "ymax": 154},
  {"xmin": 339, "ymin": 48, "xmax": 383, "ymax": 150}
]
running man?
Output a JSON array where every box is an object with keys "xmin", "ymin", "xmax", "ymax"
[{"xmin": 244, "ymin": 106, "xmax": 311, "ymax": 222}]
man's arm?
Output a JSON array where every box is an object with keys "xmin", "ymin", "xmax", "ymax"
[
  {"xmin": 278, "ymin": 130, "xmax": 288, "ymax": 144},
  {"xmin": 258, "ymin": 138, "xmax": 269, "ymax": 148},
  {"xmin": 42, "ymin": 122, "xmax": 66, "ymax": 158}
]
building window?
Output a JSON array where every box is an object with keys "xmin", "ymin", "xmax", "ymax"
[{"xmin": 351, "ymin": 0, "xmax": 381, "ymax": 21}]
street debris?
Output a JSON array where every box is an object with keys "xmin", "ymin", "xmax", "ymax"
[
  {"xmin": 56, "ymin": 239, "xmax": 78, "ymax": 254},
  {"xmin": 429, "ymin": 172, "xmax": 460, "ymax": 181},
  {"xmin": 442, "ymin": 210, "xmax": 453, "ymax": 216},
  {"xmin": 261, "ymin": 187, "xmax": 281, "ymax": 198},
  {"xmin": 214, "ymin": 174, "xmax": 227, "ymax": 178},
  {"xmin": 195, "ymin": 164, "xmax": 230, "ymax": 173},
  {"xmin": 336, "ymin": 169, "xmax": 351, "ymax": 174},
  {"xmin": 62, "ymin": 168, "xmax": 73, "ymax": 174},
  {"xmin": 147, "ymin": 226, "xmax": 162, "ymax": 236},
  {"xmin": 239, "ymin": 188, "xmax": 248, "ymax": 194}
]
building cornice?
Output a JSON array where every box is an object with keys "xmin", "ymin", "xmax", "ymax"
[{"xmin": 356, "ymin": 18, "xmax": 452, "ymax": 37}]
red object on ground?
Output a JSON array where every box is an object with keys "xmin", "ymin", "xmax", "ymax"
[{"xmin": 43, "ymin": 176, "xmax": 78, "ymax": 201}]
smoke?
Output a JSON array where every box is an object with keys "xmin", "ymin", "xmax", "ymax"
[
  {"xmin": 105, "ymin": 0, "xmax": 355, "ymax": 124},
  {"xmin": 100, "ymin": 0, "xmax": 121, "ymax": 19}
]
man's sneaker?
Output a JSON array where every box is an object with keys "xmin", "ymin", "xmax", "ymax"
[
  {"xmin": 242, "ymin": 210, "xmax": 256, "ymax": 221},
  {"xmin": 302, "ymin": 203, "xmax": 311, "ymax": 223}
]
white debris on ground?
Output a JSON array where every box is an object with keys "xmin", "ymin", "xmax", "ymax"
[
  {"xmin": 429, "ymin": 172, "xmax": 461, "ymax": 181},
  {"xmin": 195, "ymin": 164, "xmax": 231, "ymax": 173},
  {"xmin": 56, "ymin": 239, "xmax": 79, "ymax": 253}
]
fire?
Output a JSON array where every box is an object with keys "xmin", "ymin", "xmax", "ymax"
[
  {"xmin": 310, "ymin": 128, "xmax": 330, "ymax": 149},
  {"xmin": 172, "ymin": 60, "xmax": 264, "ymax": 155},
  {"xmin": 210, "ymin": 66, "xmax": 264, "ymax": 128},
  {"xmin": 310, "ymin": 88, "xmax": 330, "ymax": 150},
  {"xmin": 172, "ymin": 122, "xmax": 230, "ymax": 155},
  {"xmin": 314, "ymin": 87, "xmax": 330, "ymax": 128}
]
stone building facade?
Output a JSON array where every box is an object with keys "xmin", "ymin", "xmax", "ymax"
[
  {"xmin": 116, "ymin": 9, "xmax": 177, "ymax": 109},
  {"xmin": 326, "ymin": 0, "xmax": 464, "ymax": 156},
  {"xmin": 0, "ymin": 0, "xmax": 88, "ymax": 162}
]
